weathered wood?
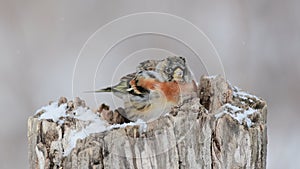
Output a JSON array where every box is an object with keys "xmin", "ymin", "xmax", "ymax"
[
  {"xmin": 199, "ymin": 75, "xmax": 233, "ymax": 113},
  {"xmin": 28, "ymin": 75, "xmax": 267, "ymax": 169}
]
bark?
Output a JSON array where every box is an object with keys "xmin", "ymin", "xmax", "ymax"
[{"xmin": 28, "ymin": 75, "xmax": 267, "ymax": 169}]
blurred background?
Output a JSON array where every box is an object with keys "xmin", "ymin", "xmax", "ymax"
[{"xmin": 0, "ymin": 0, "xmax": 299, "ymax": 168}]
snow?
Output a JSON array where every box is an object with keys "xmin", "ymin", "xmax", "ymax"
[
  {"xmin": 36, "ymin": 102, "xmax": 68, "ymax": 122},
  {"xmin": 109, "ymin": 119, "xmax": 148, "ymax": 133},
  {"xmin": 215, "ymin": 103, "xmax": 257, "ymax": 127},
  {"xmin": 35, "ymin": 101, "xmax": 147, "ymax": 156},
  {"xmin": 214, "ymin": 84, "xmax": 263, "ymax": 127},
  {"xmin": 63, "ymin": 121, "xmax": 108, "ymax": 156},
  {"xmin": 232, "ymin": 86, "xmax": 261, "ymax": 101},
  {"xmin": 73, "ymin": 106, "xmax": 99, "ymax": 121},
  {"xmin": 63, "ymin": 107, "xmax": 109, "ymax": 156},
  {"xmin": 205, "ymin": 75, "xmax": 218, "ymax": 79}
]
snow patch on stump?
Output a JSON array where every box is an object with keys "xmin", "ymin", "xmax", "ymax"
[
  {"xmin": 215, "ymin": 103, "xmax": 257, "ymax": 127},
  {"xmin": 35, "ymin": 100, "xmax": 147, "ymax": 156}
]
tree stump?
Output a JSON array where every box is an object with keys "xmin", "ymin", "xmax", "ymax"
[{"xmin": 28, "ymin": 75, "xmax": 267, "ymax": 169}]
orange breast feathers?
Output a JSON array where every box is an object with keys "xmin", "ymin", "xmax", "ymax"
[
  {"xmin": 135, "ymin": 78, "xmax": 197, "ymax": 103},
  {"xmin": 131, "ymin": 77, "xmax": 179, "ymax": 102},
  {"xmin": 159, "ymin": 80, "xmax": 197, "ymax": 103},
  {"xmin": 158, "ymin": 81, "xmax": 181, "ymax": 103}
]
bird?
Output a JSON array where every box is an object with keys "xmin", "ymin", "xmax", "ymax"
[{"xmin": 90, "ymin": 56, "xmax": 197, "ymax": 122}]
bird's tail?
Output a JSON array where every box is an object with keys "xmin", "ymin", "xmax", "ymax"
[
  {"xmin": 84, "ymin": 87, "xmax": 112, "ymax": 93},
  {"xmin": 85, "ymin": 81, "xmax": 129, "ymax": 94}
]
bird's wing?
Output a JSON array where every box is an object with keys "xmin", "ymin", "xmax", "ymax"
[
  {"xmin": 119, "ymin": 72, "xmax": 136, "ymax": 82},
  {"xmin": 116, "ymin": 72, "xmax": 152, "ymax": 97},
  {"xmin": 136, "ymin": 59, "xmax": 159, "ymax": 72}
]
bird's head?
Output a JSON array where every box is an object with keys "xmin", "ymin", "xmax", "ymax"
[{"xmin": 156, "ymin": 56, "xmax": 192, "ymax": 82}]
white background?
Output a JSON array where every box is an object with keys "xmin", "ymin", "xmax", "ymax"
[{"xmin": 0, "ymin": 0, "xmax": 299, "ymax": 168}]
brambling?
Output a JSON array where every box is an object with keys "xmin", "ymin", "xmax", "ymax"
[{"xmin": 92, "ymin": 56, "xmax": 197, "ymax": 122}]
